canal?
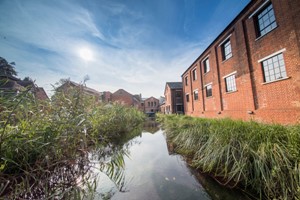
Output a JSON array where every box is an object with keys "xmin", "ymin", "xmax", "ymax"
[{"xmin": 93, "ymin": 122, "xmax": 251, "ymax": 200}]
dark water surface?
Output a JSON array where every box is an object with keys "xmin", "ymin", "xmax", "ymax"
[{"xmin": 95, "ymin": 127, "xmax": 251, "ymax": 200}]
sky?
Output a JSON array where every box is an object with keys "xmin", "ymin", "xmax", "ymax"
[{"xmin": 0, "ymin": 0, "xmax": 250, "ymax": 98}]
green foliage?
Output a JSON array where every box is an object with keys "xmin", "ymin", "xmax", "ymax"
[
  {"xmin": 158, "ymin": 114, "xmax": 300, "ymax": 200},
  {"xmin": 0, "ymin": 84, "xmax": 145, "ymax": 198},
  {"xmin": 0, "ymin": 57, "xmax": 17, "ymax": 77}
]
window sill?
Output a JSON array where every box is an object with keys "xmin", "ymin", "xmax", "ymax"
[
  {"xmin": 255, "ymin": 26, "xmax": 278, "ymax": 41},
  {"xmin": 204, "ymin": 71, "xmax": 210, "ymax": 75},
  {"xmin": 222, "ymin": 55, "xmax": 233, "ymax": 63},
  {"xmin": 206, "ymin": 96, "xmax": 213, "ymax": 99},
  {"xmin": 262, "ymin": 76, "xmax": 290, "ymax": 85},
  {"xmin": 225, "ymin": 90, "xmax": 238, "ymax": 94}
]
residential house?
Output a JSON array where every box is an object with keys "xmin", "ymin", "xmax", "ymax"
[
  {"xmin": 164, "ymin": 82, "xmax": 184, "ymax": 114},
  {"xmin": 182, "ymin": 0, "xmax": 300, "ymax": 124}
]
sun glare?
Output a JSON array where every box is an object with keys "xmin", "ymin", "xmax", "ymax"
[{"xmin": 79, "ymin": 48, "xmax": 93, "ymax": 61}]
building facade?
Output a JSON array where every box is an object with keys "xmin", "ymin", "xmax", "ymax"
[
  {"xmin": 144, "ymin": 97, "xmax": 160, "ymax": 113},
  {"xmin": 164, "ymin": 82, "xmax": 184, "ymax": 114},
  {"xmin": 56, "ymin": 80, "xmax": 101, "ymax": 101},
  {"xmin": 182, "ymin": 0, "xmax": 300, "ymax": 124}
]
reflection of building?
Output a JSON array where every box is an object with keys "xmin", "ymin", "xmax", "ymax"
[
  {"xmin": 182, "ymin": 0, "xmax": 300, "ymax": 124},
  {"xmin": 0, "ymin": 75, "xmax": 49, "ymax": 100},
  {"xmin": 143, "ymin": 120, "xmax": 159, "ymax": 133},
  {"xmin": 163, "ymin": 82, "xmax": 184, "ymax": 114},
  {"xmin": 144, "ymin": 97, "xmax": 160, "ymax": 113}
]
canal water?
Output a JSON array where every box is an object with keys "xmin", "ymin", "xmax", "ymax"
[{"xmin": 94, "ymin": 124, "xmax": 251, "ymax": 200}]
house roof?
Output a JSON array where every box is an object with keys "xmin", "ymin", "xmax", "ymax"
[
  {"xmin": 166, "ymin": 82, "xmax": 182, "ymax": 89},
  {"xmin": 58, "ymin": 80, "xmax": 101, "ymax": 95}
]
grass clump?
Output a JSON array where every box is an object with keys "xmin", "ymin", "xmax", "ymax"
[
  {"xmin": 0, "ymin": 84, "xmax": 145, "ymax": 198},
  {"xmin": 157, "ymin": 114, "xmax": 300, "ymax": 199}
]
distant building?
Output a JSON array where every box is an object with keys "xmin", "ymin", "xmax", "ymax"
[
  {"xmin": 101, "ymin": 91, "xmax": 112, "ymax": 103},
  {"xmin": 182, "ymin": 0, "xmax": 300, "ymax": 124},
  {"xmin": 144, "ymin": 96, "xmax": 160, "ymax": 113},
  {"xmin": 0, "ymin": 75, "xmax": 49, "ymax": 100},
  {"xmin": 56, "ymin": 80, "xmax": 101, "ymax": 101},
  {"xmin": 111, "ymin": 89, "xmax": 141, "ymax": 109},
  {"xmin": 164, "ymin": 82, "xmax": 184, "ymax": 114}
]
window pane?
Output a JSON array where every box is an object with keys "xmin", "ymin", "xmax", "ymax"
[
  {"xmin": 262, "ymin": 53, "xmax": 287, "ymax": 82},
  {"xmin": 225, "ymin": 75, "xmax": 237, "ymax": 92},
  {"xmin": 257, "ymin": 3, "xmax": 277, "ymax": 37}
]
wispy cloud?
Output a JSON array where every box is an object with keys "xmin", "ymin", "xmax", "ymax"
[{"xmin": 0, "ymin": 0, "xmax": 249, "ymax": 97}]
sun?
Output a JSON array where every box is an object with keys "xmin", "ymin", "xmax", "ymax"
[{"xmin": 79, "ymin": 48, "xmax": 93, "ymax": 61}]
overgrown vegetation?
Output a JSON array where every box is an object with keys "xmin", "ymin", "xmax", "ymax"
[
  {"xmin": 157, "ymin": 114, "xmax": 300, "ymax": 200},
  {"xmin": 0, "ymin": 83, "xmax": 145, "ymax": 198}
]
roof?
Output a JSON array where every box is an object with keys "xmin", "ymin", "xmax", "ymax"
[
  {"xmin": 181, "ymin": 0, "xmax": 254, "ymax": 77},
  {"xmin": 58, "ymin": 80, "xmax": 101, "ymax": 95},
  {"xmin": 166, "ymin": 82, "xmax": 183, "ymax": 89}
]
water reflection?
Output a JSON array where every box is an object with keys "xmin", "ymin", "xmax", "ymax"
[
  {"xmin": 143, "ymin": 119, "xmax": 160, "ymax": 133},
  {"xmin": 96, "ymin": 126, "xmax": 251, "ymax": 200}
]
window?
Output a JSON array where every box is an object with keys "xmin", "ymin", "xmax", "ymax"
[
  {"xmin": 205, "ymin": 85, "xmax": 212, "ymax": 97},
  {"xmin": 151, "ymin": 102, "xmax": 153, "ymax": 107},
  {"xmin": 225, "ymin": 75, "xmax": 237, "ymax": 92},
  {"xmin": 154, "ymin": 101, "xmax": 157, "ymax": 106},
  {"xmin": 204, "ymin": 58, "xmax": 210, "ymax": 73},
  {"xmin": 192, "ymin": 68, "xmax": 197, "ymax": 81},
  {"xmin": 222, "ymin": 39, "xmax": 232, "ymax": 60},
  {"xmin": 176, "ymin": 105, "xmax": 183, "ymax": 112},
  {"xmin": 256, "ymin": 3, "xmax": 277, "ymax": 37},
  {"xmin": 186, "ymin": 94, "xmax": 189, "ymax": 102},
  {"xmin": 193, "ymin": 90, "xmax": 198, "ymax": 100},
  {"xmin": 175, "ymin": 91, "xmax": 181, "ymax": 97},
  {"xmin": 262, "ymin": 53, "xmax": 287, "ymax": 82},
  {"xmin": 148, "ymin": 102, "xmax": 150, "ymax": 107},
  {"xmin": 185, "ymin": 76, "xmax": 188, "ymax": 86}
]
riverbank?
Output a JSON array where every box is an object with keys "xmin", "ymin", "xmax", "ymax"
[
  {"xmin": 0, "ymin": 86, "xmax": 145, "ymax": 198},
  {"xmin": 157, "ymin": 114, "xmax": 300, "ymax": 199}
]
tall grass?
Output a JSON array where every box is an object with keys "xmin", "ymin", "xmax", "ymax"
[
  {"xmin": 0, "ymin": 84, "xmax": 145, "ymax": 198},
  {"xmin": 158, "ymin": 114, "xmax": 300, "ymax": 199}
]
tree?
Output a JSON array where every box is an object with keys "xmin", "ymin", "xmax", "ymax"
[
  {"xmin": 0, "ymin": 57, "xmax": 18, "ymax": 77},
  {"xmin": 23, "ymin": 76, "xmax": 33, "ymax": 82}
]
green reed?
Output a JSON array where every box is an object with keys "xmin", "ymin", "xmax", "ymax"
[
  {"xmin": 0, "ymin": 84, "xmax": 145, "ymax": 198},
  {"xmin": 158, "ymin": 114, "xmax": 300, "ymax": 199}
]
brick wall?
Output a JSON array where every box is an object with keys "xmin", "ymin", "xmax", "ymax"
[
  {"xmin": 111, "ymin": 89, "xmax": 134, "ymax": 107},
  {"xmin": 181, "ymin": 0, "xmax": 300, "ymax": 124}
]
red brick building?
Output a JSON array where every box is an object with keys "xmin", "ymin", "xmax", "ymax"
[
  {"xmin": 56, "ymin": 80, "xmax": 101, "ymax": 101},
  {"xmin": 182, "ymin": 0, "xmax": 300, "ymax": 124},
  {"xmin": 163, "ymin": 82, "xmax": 184, "ymax": 114},
  {"xmin": 144, "ymin": 96, "xmax": 160, "ymax": 113},
  {"xmin": 101, "ymin": 91, "xmax": 112, "ymax": 103},
  {"xmin": 111, "ymin": 89, "xmax": 142, "ymax": 110}
]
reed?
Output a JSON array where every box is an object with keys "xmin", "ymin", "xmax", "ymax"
[
  {"xmin": 0, "ymin": 84, "xmax": 145, "ymax": 198},
  {"xmin": 158, "ymin": 114, "xmax": 300, "ymax": 199}
]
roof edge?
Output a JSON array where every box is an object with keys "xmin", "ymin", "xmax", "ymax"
[{"xmin": 181, "ymin": 0, "xmax": 256, "ymax": 77}]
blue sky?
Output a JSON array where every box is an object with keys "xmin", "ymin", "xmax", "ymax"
[{"xmin": 0, "ymin": 0, "xmax": 249, "ymax": 98}]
